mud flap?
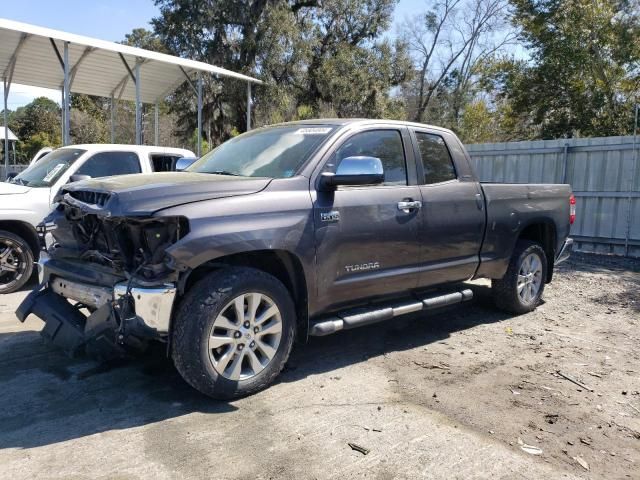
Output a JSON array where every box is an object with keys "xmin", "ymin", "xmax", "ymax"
[
  {"xmin": 16, "ymin": 288, "xmax": 126, "ymax": 359},
  {"xmin": 17, "ymin": 289, "xmax": 87, "ymax": 356}
]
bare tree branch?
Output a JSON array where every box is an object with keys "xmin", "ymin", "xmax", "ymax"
[{"xmin": 402, "ymin": 0, "xmax": 514, "ymax": 123}]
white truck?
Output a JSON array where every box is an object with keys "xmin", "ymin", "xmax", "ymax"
[{"xmin": 0, "ymin": 144, "xmax": 194, "ymax": 293}]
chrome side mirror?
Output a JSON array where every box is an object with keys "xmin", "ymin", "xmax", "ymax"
[
  {"xmin": 319, "ymin": 156, "xmax": 384, "ymax": 190},
  {"xmin": 176, "ymin": 157, "xmax": 197, "ymax": 171}
]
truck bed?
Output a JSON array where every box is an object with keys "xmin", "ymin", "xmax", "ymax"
[{"xmin": 476, "ymin": 183, "xmax": 572, "ymax": 280}]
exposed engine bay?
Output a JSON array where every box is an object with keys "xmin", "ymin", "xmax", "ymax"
[
  {"xmin": 46, "ymin": 189, "xmax": 189, "ymax": 283},
  {"xmin": 16, "ymin": 188, "xmax": 189, "ymax": 359}
]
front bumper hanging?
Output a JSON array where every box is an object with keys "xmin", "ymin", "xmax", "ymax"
[{"xmin": 16, "ymin": 262, "xmax": 176, "ymax": 358}]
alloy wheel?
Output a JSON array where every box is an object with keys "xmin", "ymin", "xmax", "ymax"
[
  {"xmin": 517, "ymin": 252, "xmax": 543, "ymax": 304},
  {"xmin": 0, "ymin": 237, "xmax": 28, "ymax": 291},
  {"xmin": 208, "ymin": 292, "xmax": 283, "ymax": 381}
]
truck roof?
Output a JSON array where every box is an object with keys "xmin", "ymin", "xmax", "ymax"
[
  {"xmin": 57, "ymin": 144, "xmax": 195, "ymax": 156},
  {"xmin": 268, "ymin": 118, "xmax": 456, "ymax": 135}
]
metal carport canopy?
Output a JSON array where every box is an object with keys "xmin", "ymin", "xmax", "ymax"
[
  {"xmin": 0, "ymin": 17, "xmax": 261, "ymax": 171},
  {"xmin": 0, "ymin": 18, "xmax": 260, "ymax": 103}
]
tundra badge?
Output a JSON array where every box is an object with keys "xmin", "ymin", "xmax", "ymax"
[{"xmin": 345, "ymin": 262, "xmax": 380, "ymax": 273}]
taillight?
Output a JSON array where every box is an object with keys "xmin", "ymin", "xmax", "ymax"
[{"xmin": 569, "ymin": 194, "xmax": 576, "ymax": 224}]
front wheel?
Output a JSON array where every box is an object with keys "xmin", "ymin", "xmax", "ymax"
[
  {"xmin": 492, "ymin": 240, "xmax": 547, "ymax": 314},
  {"xmin": 0, "ymin": 230, "xmax": 34, "ymax": 294},
  {"xmin": 171, "ymin": 267, "xmax": 296, "ymax": 399}
]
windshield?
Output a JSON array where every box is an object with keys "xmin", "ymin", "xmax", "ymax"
[
  {"xmin": 12, "ymin": 148, "xmax": 86, "ymax": 187},
  {"xmin": 188, "ymin": 125, "xmax": 335, "ymax": 178}
]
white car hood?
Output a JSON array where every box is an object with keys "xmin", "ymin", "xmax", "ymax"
[{"xmin": 0, "ymin": 182, "xmax": 31, "ymax": 195}]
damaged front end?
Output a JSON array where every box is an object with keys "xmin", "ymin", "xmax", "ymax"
[{"xmin": 16, "ymin": 187, "xmax": 189, "ymax": 358}]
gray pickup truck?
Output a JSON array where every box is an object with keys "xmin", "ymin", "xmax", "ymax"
[{"xmin": 17, "ymin": 119, "xmax": 574, "ymax": 399}]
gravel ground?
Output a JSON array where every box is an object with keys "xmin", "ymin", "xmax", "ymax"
[{"xmin": 0, "ymin": 252, "xmax": 638, "ymax": 479}]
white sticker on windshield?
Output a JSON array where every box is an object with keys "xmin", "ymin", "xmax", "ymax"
[
  {"xmin": 42, "ymin": 163, "xmax": 66, "ymax": 183},
  {"xmin": 294, "ymin": 127, "xmax": 332, "ymax": 135}
]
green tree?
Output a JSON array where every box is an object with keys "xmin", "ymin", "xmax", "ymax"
[
  {"xmin": 123, "ymin": 28, "xmax": 168, "ymax": 53},
  {"xmin": 70, "ymin": 94, "xmax": 109, "ymax": 144},
  {"xmin": 458, "ymin": 99, "xmax": 496, "ymax": 143},
  {"xmin": 9, "ymin": 97, "xmax": 61, "ymax": 160},
  {"xmin": 504, "ymin": 0, "xmax": 640, "ymax": 138},
  {"xmin": 299, "ymin": 0, "xmax": 410, "ymax": 117},
  {"xmin": 151, "ymin": 0, "xmax": 410, "ymax": 144},
  {"xmin": 10, "ymin": 97, "xmax": 61, "ymax": 142}
]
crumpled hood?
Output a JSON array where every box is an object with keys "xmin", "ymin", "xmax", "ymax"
[
  {"xmin": 0, "ymin": 181, "xmax": 31, "ymax": 195},
  {"xmin": 60, "ymin": 172, "xmax": 272, "ymax": 216}
]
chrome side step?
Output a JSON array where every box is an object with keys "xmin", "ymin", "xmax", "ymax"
[{"xmin": 309, "ymin": 289, "xmax": 473, "ymax": 336}]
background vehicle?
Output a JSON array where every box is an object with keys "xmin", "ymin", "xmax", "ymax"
[
  {"xmin": 17, "ymin": 120, "xmax": 573, "ymax": 399},
  {"xmin": 0, "ymin": 144, "xmax": 194, "ymax": 293},
  {"xmin": 4, "ymin": 148, "xmax": 54, "ymax": 182},
  {"xmin": 30, "ymin": 147, "xmax": 54, "ymax": 165}
]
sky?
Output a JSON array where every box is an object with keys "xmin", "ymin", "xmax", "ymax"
[{"xmin": 1, "ymin": 0, "xmax": 418, "ymax": 109}]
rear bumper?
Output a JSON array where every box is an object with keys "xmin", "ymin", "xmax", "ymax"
[
  {"xmin": 555, "ymin": 238, "xmax": 573, "ymax": 264},
  {"xmin": 16, "ymin": 264, "xmax": 176, "ymax": 357}
]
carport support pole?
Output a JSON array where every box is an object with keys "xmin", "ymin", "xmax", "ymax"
[
  {"xmin": 196, "ymin": 73, "xmax": 202, "ymax": 157},
  {"xmin": 110, "ymin": 95, "xmax": 115, "ymax": 143},
  {"xmin": 135, "ymin": 62, "xmax": 141, "ymax": 145},
  {"xmin": 60, "ymin": 90, "xmax": 65, "ymax": 144},
  {"xmin": 154, "ymin": 101, "xmax": 159, "ymax": 146},
  {"xmin": 3, "ymin": 77, "xmax": 9, "ymax": 179},
  {"xmin": 63, "ymin": 42, "xmax": 70, "ymax": 146},
  {"xmin": 246, "ymin": 82, "xmax": 251, "ymax": 131}
]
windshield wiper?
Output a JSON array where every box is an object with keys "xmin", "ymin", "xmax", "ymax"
[
  {"xmin": 207, "ymin": 170, "xmax": 243, "ymax": 176},
  {"xmin": 10, "ymin": 177, "xmax": 28, "ymax": 186}
]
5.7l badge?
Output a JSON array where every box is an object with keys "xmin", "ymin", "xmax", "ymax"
[{"xmin": 320, "ymin": 210, "xmax": 340, "ymax": 222}]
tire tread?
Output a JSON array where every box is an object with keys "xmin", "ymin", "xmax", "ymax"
[
  {"xmin": 172, "ymin": 267, "xmax": 295, "ymax": 399},
  {"xmin": 492, "ymin": 240, "xmax": 547, "ymax": 314}
]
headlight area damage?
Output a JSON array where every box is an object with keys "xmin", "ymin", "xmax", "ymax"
[{"xmin": 16, "ymin": 188, "xmax": 189, "ymax": 358}]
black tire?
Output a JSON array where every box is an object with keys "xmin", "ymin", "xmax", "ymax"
[
  {"xmin": 492, "ymin": 240, "xmax": 547, "ymax": 314},
  {"xmin": 0, "ymin": 230, "xmax": 34, "ymax": 294},
  {"xmin": 172, "ymin": 267, "xmax": 296, "ymax": 399}
]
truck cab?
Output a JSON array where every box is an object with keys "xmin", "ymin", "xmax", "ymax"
[{"xmin": 0, "ymin": 144, "xmax": 194, "ymax": 293}]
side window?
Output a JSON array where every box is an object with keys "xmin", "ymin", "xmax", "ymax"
[
  {"xmin": 331, "ymin": 130, "xmax": 407, "ymax": 186},
  {"xmin": 415, "ymin": 132, "xmax": 457, "ymax": 184},
  {"xmin": 76, "ymin": 151, "xmax": 142, "ymax": 178},
  {"xmin": 151, "ymin": 154, "xmax": 181, "ymax": 172}
]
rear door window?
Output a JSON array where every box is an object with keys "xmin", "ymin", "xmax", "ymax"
[
  {"xmin": 76, "ymin": 151, "xmax": 142, "ymax": 178},
  {"xmin": 415, "ymin": 132, "xmax": 457, "ymax": 184}
]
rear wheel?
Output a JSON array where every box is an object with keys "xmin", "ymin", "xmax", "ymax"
[
  {"xmin": 492, "ymin": 240, "xmax": 547, "ymax": 314},
  {"xmin": 0, "ymin": 230, "xmax": 34, "ymax": 294},
  {"xmin": 172, "ymin": 267, "xmax": 296, "ymax": 399}
]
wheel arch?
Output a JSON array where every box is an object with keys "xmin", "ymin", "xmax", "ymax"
[
  {"xmin": 517, "ymin": 220, "xmax": 556, "ymax": 282},
  {"xmin": 176, "ymin": 249, "xmax": 310, "ymax": 340},
  {"xmin": 0, "ymin": 220, "xmax": 40, "ymax": 259}
]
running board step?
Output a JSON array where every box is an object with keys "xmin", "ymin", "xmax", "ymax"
[{"xmin": 309, "ymin": 289, "xmax": 473, "ymax": 336}]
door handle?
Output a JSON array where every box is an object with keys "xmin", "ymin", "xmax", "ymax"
[
  {"xmin": 475, "ymin": 193, "xmax": 484, "ymax": 210},
  {"xmin": 397, "ymin": 200, "xmax": 422, "ymax": 212}
]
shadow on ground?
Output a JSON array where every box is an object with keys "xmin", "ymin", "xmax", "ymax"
[
  {"xmin": 0, "ymin": 283, "xmax": 514, "ymax": 450},
  {"xmin": 281, "ymin": 283, "xmax": 513, "ymax": 382},
  {"xmin": 0, "ymin": 332, "xmax": 237, "ymax": 449},
  {"xmin": 557, "ymin": 252, "xmax": 640, "ymax": 312}
]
